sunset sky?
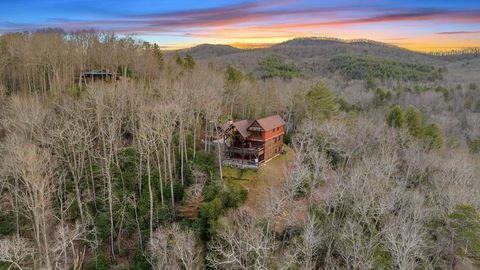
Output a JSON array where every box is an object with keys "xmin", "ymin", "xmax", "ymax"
[{"xmin": 0, "ymin": 0, "xmax": 479, "ymax": 52}]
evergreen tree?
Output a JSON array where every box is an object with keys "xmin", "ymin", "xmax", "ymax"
[
  {"xmin": 305, "ymin": 81, "xmax": 338, "ymax": 121},
  {"xmin": 386, "ymin": 105, "xmax": 405, "ymax": 128},
  {"xmin": 226, "ymin": 65, "xmax": 243, "ymax": 85},
  {"xmin": 152, "ymin": 44, "xmax": 164, "ymax": 68},
  {"xmin": 468, "ymin": 138, "xmax": 480, "ymax": 154},
  {"xmin": 245, "ymin": 72, "xmax": 257, "ymax": 83},
  {"xmin": 449, "ymin": 204, "xmax": 480, "ymax": 257},
  {"xmin": 184, "ymin": 55, "xmax": 195, "ymax": 70},
  {"xmin": 423, "ymin": 123, "xmax": 444, "ymax": 149},
  {"xmin": 405, "ymin": 105, "xmax": 423, "ymax": 137},
  {"xmin": 174, "ymin": 54, "xmax": 184, "ymax": 66},
  {"xmin": 259, "ymin": 55, "xmax": 301, "ymax": 80}
]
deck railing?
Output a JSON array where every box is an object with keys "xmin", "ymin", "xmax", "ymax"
[
  {"xmin": 223, "ymin": 158, "xmax": 260, "ymax": 169},
  {"xmin": 226, "ymin": 146, "xmax": 264, "ymax": 156}
]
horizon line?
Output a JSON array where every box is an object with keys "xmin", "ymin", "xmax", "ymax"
[{"xmin": 161, "ymin": 36, "xmax": 480, "ymax": 53}]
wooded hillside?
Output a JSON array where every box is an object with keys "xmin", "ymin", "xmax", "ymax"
[{"xmin": 0, "ymin": 31, "xmax": 480, "ymax": 269}]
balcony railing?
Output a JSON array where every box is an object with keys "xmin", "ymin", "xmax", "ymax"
[{"xmin": 226, "ymin": 146, "xmax": 264, "ymax": 156}]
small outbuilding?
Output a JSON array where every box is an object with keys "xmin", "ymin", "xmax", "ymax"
[{"xmin": 80, "ymin": 69, "xmax": 118, "ymax": 83}]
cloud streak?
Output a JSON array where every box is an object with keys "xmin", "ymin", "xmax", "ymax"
[
  {"xmin": 1, "ymin": 0, "xmax": 479, "ymax": 51},
  {"xmin": 46, "ymin": 6, "xmax": 480, "ymax": 34},
  {"xmin": 436, "ymin": 30, "xmax": 480, "ymax": 35}
]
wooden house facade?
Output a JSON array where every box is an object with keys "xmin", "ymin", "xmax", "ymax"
[{"xmin": 221, "ymin": 115, "xmax": 285, "ymax": 167}]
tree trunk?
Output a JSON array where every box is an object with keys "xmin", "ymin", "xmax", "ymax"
[{"xmin": 146, "ymin": 155, "xmax": 153, "ymax": 238}]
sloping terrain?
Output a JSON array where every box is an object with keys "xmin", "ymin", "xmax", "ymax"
[
  {"xmin": 168, "ymin": 38, "xmax": 480, "ymax": 83},
  {"xmin": 223, "ymin": 146, "xmax": 336, "ymax": 227},
  {"xmin": 168, "ymin": 44, "xmax": 242, "ymax": 59}
]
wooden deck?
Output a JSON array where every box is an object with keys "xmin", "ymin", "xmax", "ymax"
[
  {"xmin": 222, "ymin": 158, "xmax": 260, "ymax": 170},
  {"xmin": 226, "ymin": 146, "xmax": 264, "ymax": 156}
]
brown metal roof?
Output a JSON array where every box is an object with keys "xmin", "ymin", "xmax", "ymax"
[
  {"xmin": 219, "ymin": 121, "xmax": 233, "ymax": 132},
  {"xmin": 221, "ymin": 115, "xmax": 285, "ymax": 138},
  {"xmin": 233, "ymin": 119, "xmax": 253, "ymax": 138},
  {"xmin": 252, "ymin": 115, "xmax": 285, "ymax": 131}
]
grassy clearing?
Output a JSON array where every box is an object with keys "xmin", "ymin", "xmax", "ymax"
[
  {"xmin": 222, "ymin": 166, "xmax": 258, "ymax": 183},
  {"xmin": 236, "ymin": 146, "xmax": 295, "ymax": 217}
]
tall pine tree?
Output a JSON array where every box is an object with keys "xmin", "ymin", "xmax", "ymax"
[{"xmin": 305, "ymin": 81, "xmax": 338, "ymax": 121}]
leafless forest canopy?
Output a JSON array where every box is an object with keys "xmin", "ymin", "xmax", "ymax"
[{"xmin": 0, "ymin": 30, "xmax": 480, "ymax": 269}]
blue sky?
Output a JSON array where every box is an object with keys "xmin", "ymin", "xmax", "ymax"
[{"xmin": 0, "ymin": 0, "xmax": 479, "ymax": 51}]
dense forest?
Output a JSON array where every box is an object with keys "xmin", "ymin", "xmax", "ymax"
[
  {"xmin": 0, "ymin": 30, "xmax": 480, "ymax": 269},
  {"xmin": 328, "ymin": 54, "xmax": 444, "ymax": 82}
]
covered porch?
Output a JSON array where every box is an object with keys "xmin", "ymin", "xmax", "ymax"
[{"xmin": 223, "ymin": 145, "xmax": 264, "ymax": 169}]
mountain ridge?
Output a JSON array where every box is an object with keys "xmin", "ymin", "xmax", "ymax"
[{"xmin": 166, "ymin": 37, "xmax": 480, "ymax": 79}]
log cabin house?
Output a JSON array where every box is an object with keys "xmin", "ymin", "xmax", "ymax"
[{"xmin": 221, "ymin": 115, "xmax": 285, "ymax": 168}]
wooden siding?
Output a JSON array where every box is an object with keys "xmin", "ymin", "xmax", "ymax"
[
  {"xmin": 263, "ymin": 125, "xmax": 285, "ymax": 140},
  {"xmin": 247, "ymin": 125, "xmax": 285, "ymax": 141},
  {"xmin": 262, "ymin": 134, "xmax": 284, "ymax": 161}
]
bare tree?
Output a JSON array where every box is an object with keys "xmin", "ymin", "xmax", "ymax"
[
  {"xmin": 207, "ymin": 210, "xmax": 277, "ymax": 270},
  {"xmin": 91, "ymin": 87, "xmax": 125, "ymax": 258},
  {"xmin": 48, "ymin": 98, "xmax": 94, "ymax": 224},
  {"xmin": 2, "ymin": 138, "xmax": 58, "ymax": 269},
  {"xmin": 148, "ymin": 223, "xmax": 203, "ymax": 270},
  {"xmin": 137, "ymin": 103, "xmax": 158, "ymax": 237},
  {"xmin": 0, "ymin": 237, "xmax": 34, "ymax": 270}
]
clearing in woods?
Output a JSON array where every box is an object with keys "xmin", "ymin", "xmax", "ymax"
[
  {"xmin": 223, "ymin": 145, "xmax": 337, "ymax": 225},
  {"xmin": 223, "ymin": 146, "xmax": 294, "ymax": 218}
]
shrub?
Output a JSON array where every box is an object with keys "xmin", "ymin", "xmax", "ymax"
[
  {"xmin": 199, "ymin": 181, "xmax": 248, "ymax": 237},
  {"xmin": 86, "ymin": 251, "xmax": 110, "ymax": 270},
  {"xmin": 372, "ymin": 88, "xmax": 392, "ymax": 107},
  {"xmin": 405, "ymin": 106, "xmax": 423, "ymax": 137},
  {"xmin": 468, "ymin": 139, "xmax": 480, "ymax": 154},
  {"xmin": 283, "ymin": 132, "xmax": 292, "ymax": 145},
  {"xmin": 194, "ymin": 151, "xmax": 216, "ymax": 175},
  {"xmin": 112, "ymin": 147, "xmax": 138, "ymax": 192},
  {"xmin": 386, "ymin": 105, "xmax": 405, "ymax": 128},
  {"xmin": 200, "ymin": 197, "xmax": 224, "ymax": 237},
  {"xmin": 0, "ymin": 213, "xmax": 16, "ymax": 236},
  {"xmin": 94, "ymin": 213, "xmax": 111, "ymax": 242},
  {"xmin": 423, "ymin": 123, "xmax": 444, "ymax": 150},
  {"xmin": 131, "ymin": 249, "xmax": 152, "ymax": 270}
]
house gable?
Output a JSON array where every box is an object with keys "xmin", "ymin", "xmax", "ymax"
[
  {"xmin": 251, "ymin": 115, "xmax": 285, "ymax": 131},
  {"xmin": 247, "ymin": 120, "xmax": 264, "ymax": 132}
]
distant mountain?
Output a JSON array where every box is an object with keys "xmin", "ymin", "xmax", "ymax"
[
  {"xmin": 167, "ymin": 37, "xmax": 480, "ymax": 79},
  {"xmin": 166, "ymin": 44, "xmax": 242, "ymax": 59}
]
